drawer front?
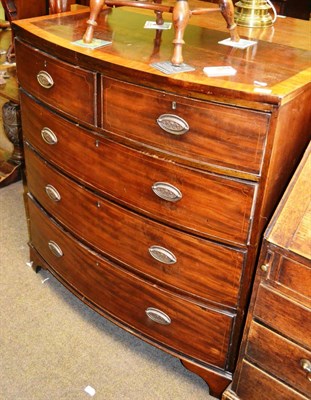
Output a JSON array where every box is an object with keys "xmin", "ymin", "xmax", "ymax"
[
  {"xmin": 25, "ymin": 146, "xmax": 246, "ymax": 307},
  {"xmin": 236, "ymin": 361, "xmax": 309, "ymax": 400},
  {"xmin": 16, "ymin": 40, "xmax": 96, "ymax": 125},
  {"xmin": 254, "ymin": 284, "xmax": 311, "ymax": 349},
  {"xmin": 21, "ymin": 93, "xmax": 256, "ymax": 246},
  {"xmin": 28, "ymin": 198, "xmax": 235, "ymax": 369},
  {"xmin": 102, "ymin": 77, "xmax": 269, "ymax": 176},
  {"xmin": 246, "ymin": 322, "xmax": 311, "ymax": 396},
  {"xmin": 272, "ymin": 255, "xmax": 311, "ymax": 302}
]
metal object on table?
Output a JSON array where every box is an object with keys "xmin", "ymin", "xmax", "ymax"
[{"xmin": 234, "ymin": 0, "xmax": 274, "ymax": 27}]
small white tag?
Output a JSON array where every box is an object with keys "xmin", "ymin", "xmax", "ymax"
[
  {"xmin": 203, "ymin": 66, "xmax": 237, "ymax": 77},
  {"xmin": 144, "ymin": 21, "xmax": 172, "ymax": 30},
  {"xmin": 254, "ymin": 80, "xmax": 268, "ymax": 87},
  {"xmin": 84, "ymin": 386, "xmax": 96, "ymax": 397},
  {"xmin": 219, "ymin": 38, "xmax": 257, "ymax": 49},
  {"xmin": 254, "ymin": 87, "xmax": 272, "ymax": 94}
]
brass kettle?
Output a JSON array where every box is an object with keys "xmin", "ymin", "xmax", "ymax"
[{"xmin": 234, "ymin": 0, "xmax": 274, "ymax": 27}]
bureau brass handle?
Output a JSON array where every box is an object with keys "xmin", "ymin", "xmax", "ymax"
[
  {"xmin": 300, "ymin": 359, "xmax": 311, "ymax": 382},
  {"xmin": 151, "ymin": 182, "xmax": 182, "ymax": 202},
  {"xmin": 145, "ymin": 307, "xmax": 171, "ymax": 325},
  {"xmin": 45, "ymin": 184, "xmax": 61, "ymax": 202},
  {"xmin": 48, "ymin": 240, "xmax": 63, "ymax": 258},
  {"xmin": 37, "ymin": 70, "xmax": 54, "ymax": 89},
  {"xmin": 41, "ymin": 127, "xmax": 58, "ymax": 145},
  {"xmin": 157, "ymin": 114, "xmax": 189, "ymax": 135},
  {"xmin": 148, "ymin": 245, "xmax": 177, "ymax": 265}
]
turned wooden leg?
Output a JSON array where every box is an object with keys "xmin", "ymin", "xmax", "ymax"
[
  {"xmin": 219, "ymin": 0, "xmax": 240, "ymax": 42},
  {"xmin": 171, "ymin": 0, "xmax": 190, "ymax": 66},
  {"xmin": 83, "ymin": 0, "xmax": 105, "ymax": 43},
  {"xmin": 181, "ymin": 359, "xmax": 231, "ymax": 399},
  {"xmin": 154, "ymin": 0, "xmax": 164, "ymax": 25}
]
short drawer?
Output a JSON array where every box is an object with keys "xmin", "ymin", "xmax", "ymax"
[
  {"xmin": 25, "ymin": 146, "xmax": 246, "ymax": 307},
  {"xmin": 16, "ymin": 40, "xmax": 97, "ymax": 125},
  {"xmin": 236, "ymin": 361, "xmax": 309, "ymax": 400},
  {"xmin": 271, "ymin": 255, "xmax": 311, "ymax": 303},
  {"xmin": 253, "ymin": 284, "xmax": 311, "ymax": 349},
  {"xmin": 102, "ymin": 77, "xmax": 270, "ymax": 176},
  {"xmin": 21, "ymin": 92, "xmax": 256, "ymax": 246},
  {"xmin": 246, "ymin": 322, "xmax": 311, "ymax": 397},
  {"xmin": 28, "ymin": 198, "xmax": 235, "ymax": 370}
]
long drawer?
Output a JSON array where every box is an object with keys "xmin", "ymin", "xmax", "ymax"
[
  {"xmin": 21, "ymin": 92, "xmax": 256, "ymax": 246},
  {"xmin": 16, "ymin": 40, "xmax": 97, "ymax": 125},
  {"xmin": 236, "ymin": 361, "xmax": 309, "ymax": 400},
  {"xmin": 28, "ymin": 197, "xmax": 235, "ymax": 370},
  {"xmin": 246, "ymin": 322, "xmax": 311, "ymax": 397},
  {"xmin": 25, "ymin": 145, "xmax": 246, "ymax": 307},
  {"xmin": 102, "ymin": 77, "xmax": 270, "ymax": 176}
]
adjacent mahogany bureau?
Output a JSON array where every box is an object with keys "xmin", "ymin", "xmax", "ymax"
[
  {"xmin": 223, "ymin": 143, "xmax": 311, "ymax": 400},
  {"xmin": 13, "ymin": 4, "xmax": 311, "ymax": 398}
]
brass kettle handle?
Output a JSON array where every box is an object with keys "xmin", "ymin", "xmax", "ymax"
[
  {"xmin": 145, "ymin": 307, "xmax": 171, "ymax": 325},
  {"xmin": 152, "ymin": 182, "xmax": 182, "ymax": 202},
  {"xmin": 41, "ymin": 127, "xmax": 58, "ymax": 145},
  {"xmin": 48, "ymin": 240, "xmax": 63, "ymax": 258},
  {"xmin": 37, "ymin": 70, "xmax": 54, "ymax": 89},
  {"xmin": 300, "ymin": 359, "xmax": 311, "ymax": 382}
]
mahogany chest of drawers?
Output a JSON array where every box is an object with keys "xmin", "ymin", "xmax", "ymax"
[
  {"xmin": 13, "ymin": 4, "xmax": 311, "ymax": 398},
  {"xmin": 223, "ymin": 144, "xmax": 311, "ymax": 399}
]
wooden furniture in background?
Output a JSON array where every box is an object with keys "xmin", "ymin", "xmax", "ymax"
[
  {"xmin": 83, "ymin": 0, "xmax": 239, "ymax": 66},
  {"xmin": 223, "ymin": 143, "xmax": 311, "ymax": 399},
  {"xmin": 12, "ymin": 4, "xmax": 310, "ymax": 397}
]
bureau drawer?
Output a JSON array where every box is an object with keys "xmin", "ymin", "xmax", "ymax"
[
  {"xmin": 28, "ymin": 198, "xmax": 235, "ymax": 369},
  {"xmin": 21, "ymin": 92, "xmax": 256, "ymax": 245},
  {"xmin": 25, "ymin": 146, "xmax": 246, "ymax": 307},
  {"xmin": 271, "ymin": 255, "xmax": 311, "ymax": 304},
  {"xmin": 16, "ymin": 40, "xmax": 97, "ymax": 125},
  {"xmin": 246, "ymin": 322, "xmax": 311, "ymax": 397},
  {"xmin": 236, "ymin": 361, "xmax": 309, "ymax": 400},
  {"xmin": 253, "ymin": 284, "xmax": 311, "ymax": 349},
  {"xmin": 102, "ymin": 77, "xmax": 269, "ymax": 176}
]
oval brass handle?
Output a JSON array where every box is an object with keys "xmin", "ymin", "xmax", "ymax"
[
  {"xmin": 151, "ymin": 182, "xmax": 182, "ymax": 202},
  {"xmin": 300, "ymin": 359, "xmax": 311, "ymax": 381},
  {"xmin": 45, "ymin": 184, "xmax": 61, "ymax": 202},
  {"xmin": 48, "ymin": 240, "xmax": 63, "ymax": 258},
  {"xmin": 157, "ymin": 114, "xmax": 189, "ymax": 135},
  {"xmin": 145, "ymin": 307, "xmax": 171, "ymax": 325},
  {"xmin": 149, "ymin": 245, "xmax": 177, "ymax": 265},
  {"xmin": 41, "ymin": 127, "xmax": 58, "ymax": 145},
  {"xmin": 37, "ymin": 70, "xmax": 54, "ymax": 89}
]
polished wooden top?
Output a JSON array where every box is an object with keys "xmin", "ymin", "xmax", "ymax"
[
  {"xmin": 266, "ymin": 142, "xmax": 311, "ymax": 261},
  {"xmin": 12, "ymin": 2, "xmax": 311, "ymax": 108}
]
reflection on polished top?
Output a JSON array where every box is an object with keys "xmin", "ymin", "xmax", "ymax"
[{"xmin": 13, "ymin": 1, "xmax": 311, "ymax": 107}]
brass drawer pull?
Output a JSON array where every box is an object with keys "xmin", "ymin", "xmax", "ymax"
[
  {"xmin": 45, "ymin": 184, "xmax": 61, "ymax": 202},
  {"xmin": 41, "ymin": 127, "xmax": 58, "ymax": 145},
  {"xmin": 145, "ymin": 307, "xmax": 171, "ymax": 325},
  {"xmin": 48, "ymin": 240, "xmax": 63, "ymax": 258},
  {"xmin": 148, "ymin": 245, "xmax": 177, "ymax": 265},
  {"xmin": 157, "ymin": 114, "xmax": 189, "ymax": 135},
  {"xmin": 151, "ymin": 182, "xmax": 182, "ymax": 202},
  {"xmin": 300, "ymin": 359, "xmax": 311, "ymax": 382},
  {"xmin": 37, "ymin": 70, "xmax": 54, "ymax": 89}
]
